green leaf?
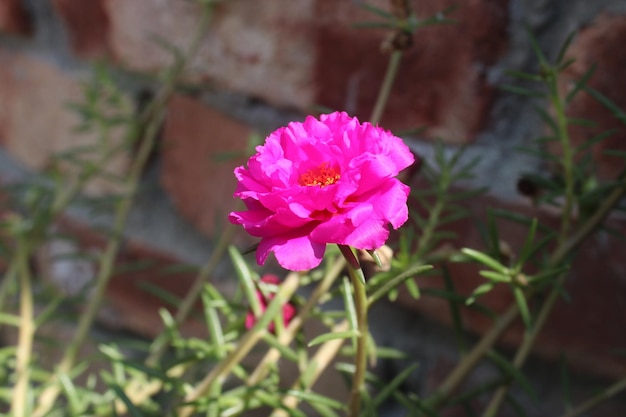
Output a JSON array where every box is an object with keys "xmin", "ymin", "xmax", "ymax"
[
  {"xmin": 486, "ymin": 210, "xmax": 501, "ymax": 260},
  {"xmin": 532, "ymin": 103, "xmax": 559, "ymax": 134},
  {"xmin": 352, "ymin": 21, "xmax": 395, "ymax": 30},
  {"xmin": 367, "ymin": 264, "xmax": 432, "ymax": 305},
  {"xmin": 504, "ymin": 69, "xmax": 542, "ymax": 82},
  {"xmin": 262, "ymin": 332, "xmax": 299, "ymax": 361},
  {"xmin": 557, "ymin": 57, "xmax": 576, "ymax": 72},
  {"xmin": 513, "ymin": 286, "xmax": 532, "ymax": 329},
  {"xmin": 58, "ymin": 373, "xmax": 84, "ymax": 415},
  {"xmin": 136, "ymin": 280, "xmax": 181, "ymax": 308},
  {"xmin": 566, "ymin": 63, "xmax": 596, "ymax": 103},
  {"xmin": 229, "ymin": 245, "xmax": 262, "ymax": 317},
  {"xmin": 255, "ymin": 390, "xmax": 307, "ymax": 417},
  {"xmin": 100, "ymin": 345, "xmax": 174, "ymax": 382},
  {"xmin": 527, "ymin": 264, "xmax": 569, "ymax": 284},
  {"xmin": 557, "ymin": 31, "xmax": 577, "ymax": 64},
  {"xmin": 575, "ymin": 129, "xmax": 616, "ymax": 155},
  {"xmin": 202, "ymin": 291, "xmax": 226, "ymax": 358},
  {"xmin": 518, "ymin": 233, "xmax": 555, "ymax": 268},
  {"xmin": 514, "ymin": 146, "xmax": 560, "ymax": 161},
  {"xmin": 361, "ymin": 386, "xmax": 376, "ymax": 416},
  {"xmin": 461, "ymin": 248, "xmax": 508, "ymax": 274},
  {"xmin": 340, "ymin": 277, "xmax": 358, "ymax": 347},
  {"xmin": 0, "ymin": 313, "xmax": 21, "ymax": 327},
  {"xmin": 287, "ymin": 389, "xmax": 346, "ymax": 410},
  {"xmin": 375, "ymin": 347, "xmax": 408, "ymax": 360},
  {"xmin": 501, "ymin": 84, "xmax": 545, "ymax": 98},
  {"xmin": 567, "ymin": 117, "xmax": 596, "ymax": 127},
  {"xmin": 527, "ymin": 27, "xmax": 548, "ymax": 66},
  {"xmin": 585, "ymin": 86, "xmax": 626, "ymax": 124},
  {"xmin": 466, "ymin": 282, "xmax": 495, "ymax": 305},
  {"xmin": 515, "ymin": 218, "xmax": 538, "ymax": 268},
  {"xmin": 107, "ymin": 383, "xmax": 145, "ymax": 417},
  {"xmin": 367, "ymin": 249, "xmax": 383, "ymax": 268},
  {"xmin": 307, "ymin": 330, "xmax": 358, "ymax": 348},
  {"xmin": 404, "ymin": 275, "xmax": 421, "ymax": 299},
  {"xmin": 479, "ymin": 270, "xmax": 511, "ymax": 283},
  {"xmin": 307, "ymin": 400, "xmax": 342, "ymax": 417}
]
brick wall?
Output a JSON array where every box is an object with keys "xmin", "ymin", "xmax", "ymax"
[{"xmin": 1, "ymin": 1, "xmax": 626, "ymax": 415}]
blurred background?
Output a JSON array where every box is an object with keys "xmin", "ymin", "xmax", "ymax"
[{"xmin": 0, "ymin": 1, "xmax": 625, "ymax": 415}]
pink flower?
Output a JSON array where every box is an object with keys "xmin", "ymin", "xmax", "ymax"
[
  {"xmin": 229, "ymin": 112, "xmax": 415, "ymax": 271},
  {"xmin": 245, "ymin": 275, "xmax": 296, "ymax": 332}
]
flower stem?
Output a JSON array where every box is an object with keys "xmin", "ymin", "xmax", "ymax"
[
  {"xmin": 338, "ymin": 245, "xmax": 369, "ymax": 417},
  {"xmin": 11, "ymin": 240, "xmax": 35, "ymax": 417},
  {"xmin": 349, "ymin": 268, "xmax": 368, "ymax": 417},
  {"xmin": 370, "ymin": 50, "xmax": 403, "ymax": 125}
]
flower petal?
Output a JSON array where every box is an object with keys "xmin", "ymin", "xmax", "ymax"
[{"xmin": 257, "ymin": 234, "xmax": 326, "ymax": 271}]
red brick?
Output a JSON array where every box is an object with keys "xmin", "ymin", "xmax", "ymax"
[
  {"xmin": 0, "ymin": 0, "xmax": 33, "ymax": 37},
  {"xmin": 562, "ymin": 13, "xmax": 626, "ymax": 179},
  {"xmin": 103, "ymin": 0, "xmax": 315, "ymax": 109},
  {"xmin": 160, "ymin": 94, "xmax": 252, "ymax": 238},
  {"xmin": 51, "ymin": 0, "xmax": 111, "ymax": 58},
  {"xmin": 313, "ymin": 0, "xmax": 509, "ymax": 142},
  {"xmin": 0, "ymin": 49, "xmax": 130, "ymax": 195},
  {"xmin": 96, "ymin": 0, "xmax": 506, "ymax": 142},
  {"xmin": 396, "ymin": 188, "xmax": 626, "ymax": 378}
]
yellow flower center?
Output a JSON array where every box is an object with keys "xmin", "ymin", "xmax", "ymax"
[{"xmin": 299, "ymin": 162, "xmax": 340, "ymax": 187}]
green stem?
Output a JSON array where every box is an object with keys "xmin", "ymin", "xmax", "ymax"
[
  {"xmin": 344, "ymin": 249, "xmax": 368, "ymax": 417},
  {"xmin": 550, "ymin": 75, "xmax": 575, "ymax": 243},
  {"xmin": 370, "ymin": 51, "xmax": 403, "ymax": 125},
  {"xmin": 559, "ymin": 376, "xmax": 626, "ymax": 417},
  {"xmin": 11, "ymin": 240, "xmax": 35, "ymax": 417}
]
